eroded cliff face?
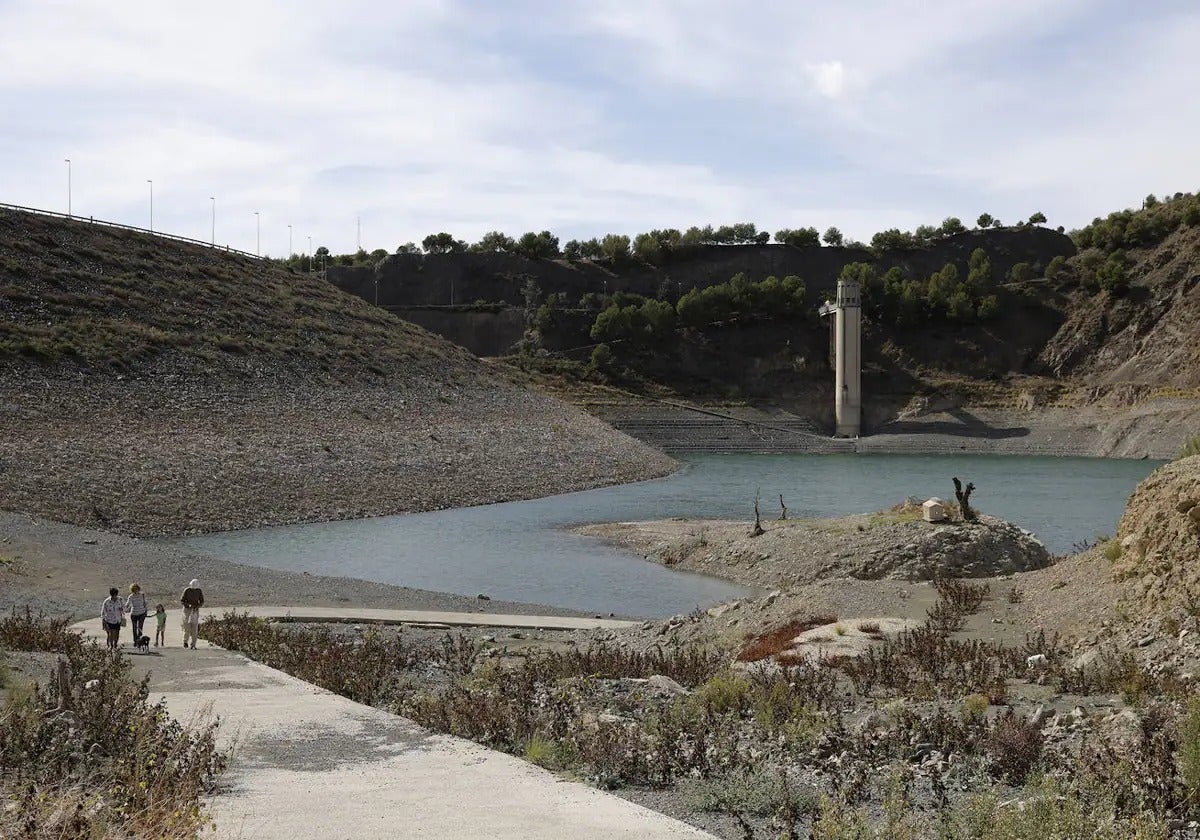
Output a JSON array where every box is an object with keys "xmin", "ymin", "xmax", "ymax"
[
  {"xmin": 1038, "ymin": 225, "xmax": 1200, "ymax": 388},
  {"xmin": 1114, "ymin": 455, "xmax": 1200, "ymax": 608}
]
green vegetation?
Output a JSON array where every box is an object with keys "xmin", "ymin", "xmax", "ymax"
[
  {"xmin": 855, "ymin": 255, "xmax": 1001, "ymax": 327},
  {"xmin": 1179, "ymin": 436, "xmax": 1200, "ymax": 460},
  {"xmin": 0, "ymin": 609, "xmax": 226, "ymax": 839},
  {"xmin": 1071, "ymin": 191, "xmax": 1200, "ymax": 253}
]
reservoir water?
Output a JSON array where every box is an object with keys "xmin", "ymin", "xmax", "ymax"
[{"xmin": 181, "ymin": 454, "xmax": 1161, "ymax": 618}]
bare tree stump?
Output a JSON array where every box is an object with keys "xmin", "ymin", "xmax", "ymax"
[
  {"xmin": 952, "ymin": 477, "xmax": 977, "ymax": 521},
  {"xmin": 778, "ymin": 494, "xmax": 788, "ymax": 521},
  {"xmin": 751, "ymin": 494, "xmax": 765, "ymax": 537},
  {"xmin": 55, "ymin": 658, "xmax": 72, "ymax": 710}
]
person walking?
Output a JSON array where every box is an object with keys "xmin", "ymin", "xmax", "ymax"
[
  {"xmin": 180, "ymin": 578, "xmax": 204, "ymax": 649},
  {"xmin": 153, "ymin": 603, "xmax": 167, "ymax": 647},
  {"xmin": 100, "ymin": 587, "xmax": 125, "ymax": 650},
  {"xmin": 127, "ymin": 583, "xmax": 149, "ymax": 642}
]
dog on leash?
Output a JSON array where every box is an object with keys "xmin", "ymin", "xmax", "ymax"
[{"xmin": 134, "ymin": 634, "xmax": 151, "ymax": 653}]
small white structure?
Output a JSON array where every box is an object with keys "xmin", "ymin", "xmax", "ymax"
[{"xmin": 922, "ymin": 497, "xmax": 949, "ymax": 522}]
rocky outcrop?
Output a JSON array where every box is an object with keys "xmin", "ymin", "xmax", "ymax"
[
  {"xmin": 1037, "ymin": 224, "xmax": 1200, "ymax": 388},
  {"xmin": 853, "ymin": 516, "xmax": 1051, "ymax": 580},
  {"xmin": 578, "ymin": 512, "xmax": 1052, "ymax": 590},
  {"xmin": 1113, "ymin": 455, "xmax": 1200, "ymax": 606}
]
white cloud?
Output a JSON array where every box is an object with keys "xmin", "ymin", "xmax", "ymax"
[
  {"xmin": 807, "ymin": 61, "xmax": 846, "ymax": 99},
  {"xmin": 0, "ymin": 1, "xmax": 1197, "ymax": 251}
]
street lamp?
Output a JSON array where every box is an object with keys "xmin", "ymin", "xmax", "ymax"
[
  {"xmin": 64, "ymin": 159, "xmax": 71, "ymax": 217},
  {"xmin": 254, "ymin": 211, "xmax": 260, "ymax": 257},
  {"xmin": 210, "ymin": 197, "xmax": 215, "ymax": 245},
  {"xmin": 147, "ymin": 180, "xmax": 153, "ymax": 232}
]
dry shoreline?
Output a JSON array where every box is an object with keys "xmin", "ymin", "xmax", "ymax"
[{"xmin": 0, "ymin": 375, "xmax": 676, "ymax": 538}]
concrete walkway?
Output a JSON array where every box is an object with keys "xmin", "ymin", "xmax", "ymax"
[
  {"xmin": 216, "ymin": 604, "xmax": 640, "ymax": 631},
  {"xmin": 72, "ymin": 616, "xmax": 712, "ymax": 840}
]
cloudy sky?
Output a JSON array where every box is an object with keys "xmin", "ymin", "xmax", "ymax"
[{"xmin": 2, "ymin": 0, "xmax": 1198, "ymax": 255}]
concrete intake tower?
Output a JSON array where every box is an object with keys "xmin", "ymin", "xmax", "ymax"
[{"xmin": 819, "ymin": 277, "xmax": 862, "ymax": 437}]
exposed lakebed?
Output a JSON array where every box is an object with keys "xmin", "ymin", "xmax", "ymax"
[{"xmin": 178, "ymin": 454, "xmax": 1160, "ymax": 617}]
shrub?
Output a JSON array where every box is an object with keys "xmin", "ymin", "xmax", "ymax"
[
  {"xmin": 1045, "ymin": 254, "xmax": 1068, "ymax": 281},
  {"xmin": 986, "ymin": 709, "xmax": 1043, "ymax": 783},
  {"xmin": 679, "ymin": 767, "xmax": 816, "ymax": 817},
  {"xmin": 0, "ymin": 622, "xmax": 225, "ymax": 839},
  {"xmin": 1177, "ymin": 436, "xmax": 1200, "ymax": 460},
  {"xmin": 695, "ymin": 671, "xmax": 752, "ymax": 715},
  {"xmin": 962, "ymin": 693, "xmax": 990, "ymax": 721},
  {"xmin": 1008, "ymin": 262, "xmax": 1034, "ymax": 283},
  {"xmin": 590, "ymin": 342, "xmax": 615, "ymax": 374},
  {"xmin": 1179, "ymin": 698, "xmax": 1200, "ymax": 808}
]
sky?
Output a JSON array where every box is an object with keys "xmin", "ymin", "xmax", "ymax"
[{"xmin": 1, "ymin": 0, "xmax": 1198, "ymax": 256}]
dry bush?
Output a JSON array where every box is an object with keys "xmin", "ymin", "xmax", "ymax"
[
  {"xmin": 933, "ymin": 578, "xmax": 989, "ymax": 616},
  {"xmin": 736, "ymin": 614, "xmax": 838, "ymax": 663},
  {"xmin": 0, "ymin": 607, "xmax": 85, "ymax": 655},
  {"xmin": 986, "ymin": 709, "xmax": 1043, "ymax": 783},
  {"xmin": 0, "ymin": 618, "xmax": 225, "ymax": 839}
]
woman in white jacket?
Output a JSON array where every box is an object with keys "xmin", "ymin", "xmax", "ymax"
[
  {"xmin": 127, "ymin": 583, "xmax": 149, "ymax": 642},
  {"xmin": 100, "ymin": 587, "xmax": 125, "ymax": 650}
]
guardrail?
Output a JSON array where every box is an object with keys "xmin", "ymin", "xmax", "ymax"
[{"xmin": 0, "ymin": 201, "xmax": 264, "ymax": 260}]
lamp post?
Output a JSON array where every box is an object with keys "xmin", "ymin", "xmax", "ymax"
[
  {"xmin": 254, "ymin": 211, "xmax": 260, "ymax": 257},
  {"xmin": 288, "ymin": 224, "xmax": 293, "ymax": 257},
  {"xmin": 64, "ymin": 159, "xmax": 71, "ymax": 217},
  {"xmin": 210, "ymin": 197, "xmax": 215, "ymax": 245},
  {"xmin": 147, "ymin": 180, "xmax": 153, "ymax": 232}
]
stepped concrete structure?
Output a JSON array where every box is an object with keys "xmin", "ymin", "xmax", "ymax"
[
  {"xmin": 594, "ymin": 404, "xmax": 856, "ymax": 454},
  {"xmin": 820, "ymin": 277, "xmax": 863, "ymax": 437}
]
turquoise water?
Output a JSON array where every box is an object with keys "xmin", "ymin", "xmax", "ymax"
[{"xmin": 180, "ymin": 454, "xmax": 1160, "ymax": 618}]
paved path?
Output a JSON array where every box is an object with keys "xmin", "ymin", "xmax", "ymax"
[
  {"xmin": 216, "ymin": 604, "xmax": 640, "ymax": 630},
  {"xmin": 72, "ymin": 615, "xmax": 711, "ymax": 840}
]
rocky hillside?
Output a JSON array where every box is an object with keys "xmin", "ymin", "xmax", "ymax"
[
  {"xmin": 0, "ymin": 209, "xmax": 674, "ymax": 535},
  {"xmin": 1039, "ymin": 221, "xmax": 1200, "ymax": 388},
  {"xmin": 327, "ymin": 195, "xmax": 1200, "ymax": 420},
  {"xmin": 0, "ymin": 208, "xmax": 479, "ymax": 381},
  {"xmin": 1113, "ymin": 454, "xmax": 1200, "ymax": 608}
]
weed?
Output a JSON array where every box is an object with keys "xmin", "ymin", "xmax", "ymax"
[
  {"xmin": 1006, "ymin": 586, "xmax": 1024, "ymax": 604},
  {"xmin": 1103, "ymin": 539, "xmax": 1124, "ymax": 562},
  {"xmin": 679, "ymin": 768, "xmax": 816, "ymax": 818},
  {"xmin": 835, "ymin": 623, "xmax": 848, "ymax": 636},
  {"xmin": 856, "ymin": 621, "xmax": 881, "ymax": 635},
  {"xmin": 1180, "ymin": 698, "xmax": 1200, "ymax": 807},
  {"xmin": 696, "ymin": 671, "xmax": 752, "ymax": 715},
  {"xmin": 986, "ymin": 709, "xmax": 1043, "ymax": 783},
  {"xmin": 0, "ymin": 615, "xmax": 226, "ymax": 839},
  {"xmin": 961, "ymin": 693, "xmax": 990, "ymax": 722}
]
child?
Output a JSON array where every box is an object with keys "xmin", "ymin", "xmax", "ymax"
[{"xmin": 154, "ymin": 603, "xmax": 167, "ymax": 647}]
